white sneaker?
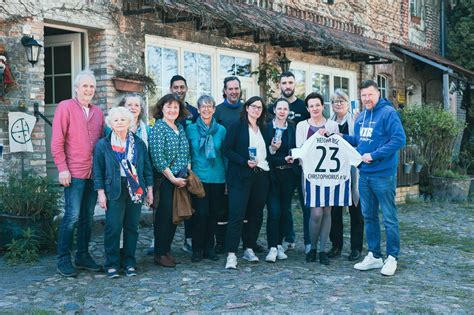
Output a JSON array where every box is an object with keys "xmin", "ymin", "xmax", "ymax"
[
  {"xmin": 243, "ymin": 248, "xmax": 259, "ymax": 262},
  {"xmin": 277, "ymin": 245, "xmax": 288, "ymax": 260},
  {"xmin": 225, "ymin": 253, "xmax": 237, "ymax": 269},
  {"xmin": 354, "ymin": 252, "xmax": 384, "ymax": 271},
  {"xmin": 282, "ymin": 241, "xmax": 295, "ymax": 252},
  {"xmin": 381, "ymin": 255, "xmax": 398, "ymax": 276},
  {"xmin": 265, "ymin": 247, "xmax": 277, "ymax": 263},
  {"xmin": 304, "ymin": 244, "xmax": 312, "ymax": 254}
]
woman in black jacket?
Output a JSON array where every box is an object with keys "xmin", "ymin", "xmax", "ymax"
[
  {"xmin": 264, "ymin": 98, "xmax": 296, "ymax": 262},
  {"xmin": 93, "ymin": 107, "xmax": 154, "ymax": 278},
  {"xmin": 223, "ymin": 96, "xmax": 272, "ymax": 269}
]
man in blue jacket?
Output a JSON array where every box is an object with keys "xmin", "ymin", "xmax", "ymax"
[{"xmin": 343, "ymin": 80, "xmax": 406, "ymax": 276}]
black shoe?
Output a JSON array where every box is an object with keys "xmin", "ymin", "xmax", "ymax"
[
  {"xmin": 319, "ymin": 252, "xmax": 330, "ymax": 265},
  {"xmin": 124, "ymin": 266, "xmax": 137, "ymax": 277},
  {"xmin": 305, "ymin": 249, "xmax": 317, "ymax": 262},
  {"xmin": 214, "ymin": 244, "xmax": 225, "ymax": 255},
  {"xmin": 327, "ymin": 247, "xmax": 342, "ymax": 258},
  {"xmin": 204, "ymin": 250, "xmax": 219, "ymax": 261},
  {"xmin": 348, "ymin": 249, "xmax": 362, "ymax": 261},
  {"xmin": 73, "ymin": 254, "xmax": 102, "ymax": 272},
  {"xmin": 253, "ymin": 244, "xmax": 265, "ymax": 253},
  {"xmin": 191, "ymin": 251, "xmax": 203, "ymax": 262},
  {"xmin": 57, "ymin": 261, "xmax": 78, "ymax": 278}
]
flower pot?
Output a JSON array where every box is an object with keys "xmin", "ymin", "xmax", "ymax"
[
  {"xmin": 112, "ymin": 77, "xmax": 144, "ymax": 93},
  {"xmin": 0, "ymin": 213, "xmax": 49, "ymax": 249},
  {"xmin": 403, "ymin": 162, "xmax": 414, "ymax": 174},
  {"xmin": 415, "ymin": 162, "xmax": 423, "ymax": 173},
  {"xmin": 430, "ymin": 176, "xmax": 471, "ymax": 202}
]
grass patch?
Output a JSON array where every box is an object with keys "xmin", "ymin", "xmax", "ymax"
[{"xmin": 400, "ymin": 222, "xmax": 474, "ymax": 252}]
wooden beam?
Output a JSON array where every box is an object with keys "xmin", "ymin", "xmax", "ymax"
[{"xmin": 253, "ymin": 31, "xmax": 271, "ymax": 43}]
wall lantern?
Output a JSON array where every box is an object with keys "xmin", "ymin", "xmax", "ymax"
[
  {"xmin": 278, "ymin": 53, "xmax": 292, "ymax": 73},
  {"xmin": 21, "ymin": 35, "xmax": 42, "ymax": 67}
]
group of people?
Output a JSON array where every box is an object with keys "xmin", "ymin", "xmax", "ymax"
[{"xmin": 51, "ymin": 69, "xmax": 405, "ymax": 279}]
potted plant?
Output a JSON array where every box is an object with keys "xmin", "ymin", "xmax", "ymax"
[
  {"xmin": 430, "ymin": 168, "xmax": 471, "ymax": 202},
  {"xmin": 112, "ymin": 70, "xmax": 156, "ymax": 95},
  {"xmin": 414, "ymin": 155, "xmax": 426, "ymax": 173},
  {"xmin": 0, "ymin": 171, "xmax": 61, "ymax": 249}
]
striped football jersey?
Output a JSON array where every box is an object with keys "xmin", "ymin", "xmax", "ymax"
[{"xmin": 292, "ymin": 133, "xmax": 361, "ymax": 207}]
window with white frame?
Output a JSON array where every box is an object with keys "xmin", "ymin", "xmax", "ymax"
[
  {"xmin": 410, "ymin": 0, "xmax": 422, "ymax": 17},
  {"xmin": 290, "ymin": 63, "xmax": 357, "ymax": 117},
  {"xmin": 145, "ymin": 36, "xmax": 259, "ymax": 113},
  {"xmin": 377, "ymin": 74, "xmax": 388, "ymax": 99}
]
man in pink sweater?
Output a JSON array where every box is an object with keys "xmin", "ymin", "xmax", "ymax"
[{"xmin": 51, "ymin": 70, "xmax": 104, "ymax": 277}]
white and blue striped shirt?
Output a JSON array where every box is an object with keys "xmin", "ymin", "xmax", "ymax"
[{"xmin": 292, "ymin": 133, "xmax": 361, "ymax": 207}]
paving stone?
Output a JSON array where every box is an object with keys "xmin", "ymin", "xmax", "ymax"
[{"xmin": 0, "ymin": 202, "xmax": 473, "ymax": 313}]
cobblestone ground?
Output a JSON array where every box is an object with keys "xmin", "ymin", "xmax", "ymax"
[{"xmin": 0, "ymin": 201, "xmax": 473, "ymax": 314}]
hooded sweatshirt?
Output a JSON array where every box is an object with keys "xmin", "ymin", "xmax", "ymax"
[{"xmin": 343, "ymin": 98, "xmax": 406, "ymax": 177}]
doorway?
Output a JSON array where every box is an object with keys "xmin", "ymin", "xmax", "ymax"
[{"xmin": 44, "ymin": 27, "xmax": 86, "ymax": 180}]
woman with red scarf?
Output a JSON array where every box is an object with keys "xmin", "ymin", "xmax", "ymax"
[{"xmin": 93, "ymin": 107, "xmax": 153, "ymax": 278}]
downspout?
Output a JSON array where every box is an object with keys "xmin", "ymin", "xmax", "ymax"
[{"xmin": 440, "ymin": 0, "xmax": 446, "ymax": 57}]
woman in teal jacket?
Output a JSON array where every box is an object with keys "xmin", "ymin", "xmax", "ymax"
[{"xmin": 186, "ymin": 95, "xmax": 227, "ymax": 262}]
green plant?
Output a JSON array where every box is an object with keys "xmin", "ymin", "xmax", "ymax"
[
  {"xmin": 114, "ymin": 70, "xmax": 156, "ymax": 95},
  {"xmin": 251, "ymin": 60, "xmax": 281, "ymax": 103},
  {"xmin": 4, "ymin": 228, "xmax": 40, "ymax": 265},
  {"xmin": 400, "ymin": 105, "xmax": 465, "ymax": 176},
  {"xmin": 39, "ymin": 219, "xmax": 60, "ymax": 252},
  {"xmin": 432, "ymin": 169, "xmax": 470, "ymax": 180},
  {"xmin": 0, "ymin": 171, "xmax": 61, "ymax": 219}
]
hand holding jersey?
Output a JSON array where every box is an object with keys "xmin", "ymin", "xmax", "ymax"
[{"xmin": 291, "ymin": 132, "xmax": 361, "ymax": 208}]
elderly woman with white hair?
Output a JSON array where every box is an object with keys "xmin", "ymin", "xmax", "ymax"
[
  {"xmin": 93, "ymin": 107, "xmax": 154, "ymax": 278},
  {"xmin": 327, "ymin": 89, "xmax": 364, "ymax": 262}
]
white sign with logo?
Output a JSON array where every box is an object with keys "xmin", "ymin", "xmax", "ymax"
[{"xmin": 8, "ymin": 112, "xmax": 36, "ymax": 153}]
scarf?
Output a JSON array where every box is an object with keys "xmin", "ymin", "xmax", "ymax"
[
  {"xmin": 135, "ymin": 120, "xmax": 148, "ymax": 148},
  {"xmin": 111, "ymin": 132, "xmax": 144, "ymax": 203},
  {"xmin": 224, "ymin": 98, "xmax": 242, "ymax": 109},
  {"xmin": 197, "ymin": 116, "xmax": 218, "ymax": 165},
  {"xmin": 331, "ymin": 112, "xmax": 355, "ymax": 136}
]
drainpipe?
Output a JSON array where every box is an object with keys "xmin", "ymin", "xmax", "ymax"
[
  {"xmin": 443, "ymin": 72, "xmax": 449, "ymax": 111},
  {"xmin": 440, "ymin": 0, "xmax": 446, "ymax": 57}
]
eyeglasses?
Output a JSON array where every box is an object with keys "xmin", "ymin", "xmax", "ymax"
[
  {"xmin": 249, "ymin": 104, "xmax": 263, "ymax": 110},
  {"xmin": 332, "ymin": 100, "xmax": 346, "ymax": 105}
]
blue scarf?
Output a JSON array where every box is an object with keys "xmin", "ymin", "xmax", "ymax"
[
  {"xmin": 224, "ymin": 98, "xmax": 242, "ymax": 109},
  {"xmin": 197, "ymin": 117, "xmax": 218, "ymax": 165}
]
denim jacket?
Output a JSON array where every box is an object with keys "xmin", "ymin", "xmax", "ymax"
[{"xmin": 93, "ymin": 133, "xmax": 153, "ymax": 201}]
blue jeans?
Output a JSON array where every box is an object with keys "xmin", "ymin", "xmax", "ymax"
[
  {"xmin": 359, "ymin": 175, "xmax": 399, "ymax": 259},
  {"xmin": 104, "ymin": 179, "xmax": 142, "ymax": 269},
  {"xmin": 57, "ymin": 178, "xmax": 97, "ymax": 263}
]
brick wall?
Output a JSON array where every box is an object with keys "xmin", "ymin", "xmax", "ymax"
[
  {"xmin": 0, "ymin": 1, "xmax": 119, "ymax": 179},
  {"xmin": 396, "ymin": 185, "xmax": 420, "ymax": 204}
]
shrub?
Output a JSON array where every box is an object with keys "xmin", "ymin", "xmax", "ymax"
[
  {"xmin": 0, "ymin": 171, "xmax": 61, "ymax": 220},
  {"xmin": 400, "ymin": 105, "xmax": 465, "ymax": 176},
  {"xmin": 4, "ymin": 228, "xmax": 40, "ymax": 265}
]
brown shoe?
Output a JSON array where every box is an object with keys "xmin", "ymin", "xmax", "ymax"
[
  {"xmin": 154, "ymin": 255, "xmax": 175, "ymax": 267},
  {"xmin": 166, "ymin": 253, "xmax": 181, "ymax": 265}
]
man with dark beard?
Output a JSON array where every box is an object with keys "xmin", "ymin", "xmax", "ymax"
[
  {"xmin": 270, "ymin": 71, "xmax": 309, "ymax": 125},
  {"xmin": 269, "ymin": 71, "xmax": 310, "ymax": 255}
]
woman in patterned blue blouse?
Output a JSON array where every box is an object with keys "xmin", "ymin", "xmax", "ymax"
[{"xmin": 149, "ymin": 93, "xmax": 191, "ymax": 268}]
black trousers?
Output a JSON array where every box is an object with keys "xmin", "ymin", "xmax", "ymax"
[
  {"xmin": 154, "ymin": 178, "xmax": 177, "ymax": 256},
  {"xmin": 329, "ymin": 202, "xmax": 364, "ymax": 251},
  {"xmin": 266, "ymin": 168, "xmax": 296, "ymax": 248},
  {"xmin": 225, "ymin": 170, "xmax": 270, "ymax": 253},
  {"xmin": 191, "ymin": 183, "xmax": 225, "ymax": 253},
  {"xmin": 215, "ymin": 192, "xmax": 229, "ymax": 246}
]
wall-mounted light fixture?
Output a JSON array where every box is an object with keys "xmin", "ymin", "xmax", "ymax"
[
  {"xmin": 21, "ymin": 35, "xmax": 42, "ymax": 67},
  {"xmin": 277, "ymin": 52, "xmax": 292, "ymax": 73}
]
